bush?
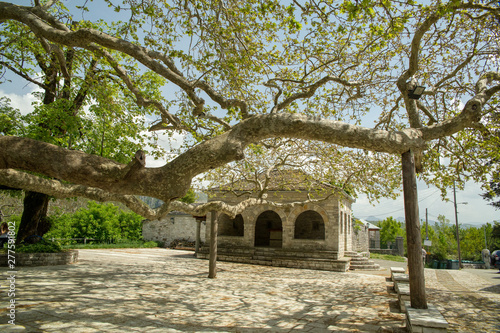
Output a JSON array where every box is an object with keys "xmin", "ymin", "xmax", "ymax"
[
  {"xmin": 45, "ymin": 201, "xmax": 144, "ymax": 243},
  {"xmin": 17, "ymin": 239, "xmax": 63, "ymax": 253}
]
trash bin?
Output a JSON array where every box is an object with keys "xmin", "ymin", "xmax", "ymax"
[
  {"xmin": 432, "ymin": 260, "xmax": 439, "ymax": 269},
  {"xmin": 448, "ymin": 260, "xmax": 459, "ymax": 270},
  {"xmin": 439, "ymin": 261, "xmax": 448, "ymax": 269}
]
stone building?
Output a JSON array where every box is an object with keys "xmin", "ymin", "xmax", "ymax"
[
  {"xmin": 351, "ymin": 218, "xmax": 370, "ymax": 253},
  {"xmin": 197, "ymin": 170, "xmax": 356, "ymax": 272},
  {"xmin": 367, "ymin": 222, "xmax": 381, "ymax": 249},
  {"xmin": 142, "ymin": 212, "xmax": 206, "ymax": 247}
]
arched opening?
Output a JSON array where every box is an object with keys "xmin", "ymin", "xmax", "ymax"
[
  {"xmin": 218, "ymin": 213, "xmax": 244, "ymax": 237},
  {"xmin": 294, "ymin": 210, "xmax": 325, "ymax": 240},
  {"xmin": 254, "ymin": 210, "xmax": 282, "ymax": 247}
]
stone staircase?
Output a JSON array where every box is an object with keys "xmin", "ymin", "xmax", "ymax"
[
  {"xmin": 197, "ymin": 246, "xmax": 350, "ymax": 272},
  {"xmin": 344, "ymin": 251, "xmax": 381, "ymax": 271}
]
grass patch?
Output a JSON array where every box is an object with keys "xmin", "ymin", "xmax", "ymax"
[
  {"xmin": 63, "ymin": 240, "xmax": 159, "ymax": 250},
  {"xmin": 370, "ymin": 253, "xmax": 406, "ymax": 262}
]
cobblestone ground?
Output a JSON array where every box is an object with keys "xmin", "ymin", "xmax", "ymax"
[
  {"xmin": 1, "ymin": 249, "xmax": 405, "ymax": 332},
  {"xmin": 424, "ymin": 269, "xmax": 500, "ymax": 333},
  {"xmin": 1, "ymin": 249, "xmax": 499, "ymax": 332}
]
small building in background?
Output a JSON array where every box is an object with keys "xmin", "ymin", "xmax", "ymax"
[
  {"xmin": 351, "ymin": 218, "xmax": 370, "ymax": 253},
  {"xmin": 142, "ymin": 211, "xmax": 206, "ymax": 247},
  {"xmin": 367, "ymin": 222, "xmax": 381, "ymax": 249}
]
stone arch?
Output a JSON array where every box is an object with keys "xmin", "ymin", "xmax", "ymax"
[
  {"xmin": 254, "ymin": 210, "xmax": 283, "ymax": 247},
  {"xmin": 218, "ymin": 213, "xmax": 244, "ymax": 237},
  {"xmin": 294, "ymin": 210, "xmax": 325, "ymax": 240}
]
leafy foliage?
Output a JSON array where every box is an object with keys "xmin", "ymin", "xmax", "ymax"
[
  {"xmin": 0, "ymin": 0, "xmax": 499, "ymax": 222},
  {"xmin": 179, "ymin": 188, "xmax": 198, "ymax": 204},
  {"xmin": 421, "ymin": 216, "xmax": 499, "ymax": 261},
  {"xmin": 17, "ymin": 239, "xmax": 63, "ymax": 253},
  {"xmin": 377, "ymin": 217, "xmax": 405, "ymax": 248},
  {"xmin": 376, "ymin": 214, "xmax": 499, "ymax": 261},
  {"xmin": 45, "ymin": 201, "xmax": 143, "ymax": 243}
]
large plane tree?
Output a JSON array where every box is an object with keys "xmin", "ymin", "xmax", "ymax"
[{"xmin": 0, "ymin": 0, "xmax": 499, "ymax": 308}]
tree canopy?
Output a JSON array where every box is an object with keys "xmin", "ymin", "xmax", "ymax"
[{"xmin": 0, "ymin": 0, "xmax": 499, "ymax": 219}]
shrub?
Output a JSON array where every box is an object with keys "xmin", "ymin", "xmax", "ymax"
[
  {"xmin": 17, "ymin": 239, "xmax": 63, "ymax": 253},
  {"xmin": 45, "ymin": 201, "xmax": 144, "ymax": 243}
]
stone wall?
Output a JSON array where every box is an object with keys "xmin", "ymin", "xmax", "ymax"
[
  {"xmin": 142, "ymin": 213, "xmax": 206, "ymax": 246},
  {"xmin": 0, "ymin": 250, "xmax": 78, "ymax": 266},
  {"xmin": 352, "ymin": 223, "xmax": 369, "ymax": 252}
]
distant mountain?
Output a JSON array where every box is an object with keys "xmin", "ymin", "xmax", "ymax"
[{"xmin": 365, "ymin": 216, "xmax": 381, "ymax": 222}]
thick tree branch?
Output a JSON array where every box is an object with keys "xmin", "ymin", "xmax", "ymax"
[
  {"xmin": 417, "ymin": 101, "xmax": 437, "ymax": 125},
  {"xmin": 0, "ymin": 169, "xmax": 171, "ymax": 220},
  {"xmin": 0, "ymin": 169, "xmax": 338, "ymax": 220}
]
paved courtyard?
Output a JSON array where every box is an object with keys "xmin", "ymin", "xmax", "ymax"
[{"xmin": 1, "ymin": 248, "xmax": 499, "ymax": 332}]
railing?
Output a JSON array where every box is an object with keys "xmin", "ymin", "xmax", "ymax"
[{"xmin": 49, "ymin": 238, "xmax": 132, "ymax": 244}]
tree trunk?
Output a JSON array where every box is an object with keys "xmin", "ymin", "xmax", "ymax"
[
  {"xmin": 208, "ymin": 211, "xmax": 218, "ymax": 278},
  {"xmin": 402, "ymin": 150, "xmax": 427, "ymax": 309},
  {"xmin": 16, "ymin": 191, "xmax": 51, "ymax": 244}
]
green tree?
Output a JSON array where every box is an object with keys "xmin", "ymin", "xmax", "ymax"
[
  {"xmin": 378, "ymin": 217, "xmax": 405, "ymax": 249},
  {"xmin": 460, "ymin": 226, "xmax": 485, "ymax": 261},
  {"xmin": 491, "ymin": 222, "xmax": 500, "ymax": 250},
  {"xmin": 0, "ymin": 12, "xmax": 162, "ymax": 243},
  {"xmin": 179, "ymin": 189, "xmax": 198, "ymax": 204},
  {"xmin": 428, "ymin": 215, "xmax": 456, "ymax": 260},
  {"xmin": 45, "ymin": 201, "xmax": 143, "ymax": 242}
]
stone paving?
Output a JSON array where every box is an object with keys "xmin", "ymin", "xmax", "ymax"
[
  {"xmin": 1, "ymin": 249, "xmax": 404, "ymax": 332},
  {"xmin": 0, "ymin": 248, "xmax": 499, "ymax": 332},
  {"xmin": 424, "ymin": 269, "xmax": 500, "ymax": 332}
]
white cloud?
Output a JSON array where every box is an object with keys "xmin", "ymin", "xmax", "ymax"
[
  {"xmin": 0, "ymin": 86, "xmax": 40, "ymax": 115},
  {"xmin": 145, "ymin": 130, "xmax": 185, "ymax": 168}
]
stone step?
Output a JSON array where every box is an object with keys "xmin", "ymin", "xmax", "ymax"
[
  {"xmin": 198, "ymin": 247, "xmax": 349, "ymax": 272},
  {"xmin": 344, "ymin": 251, "xmax": 370, "ymax": 258},
  {"xmin": 349, "ymin": 257, "xmax": 372, "ymax": 261},
  {"xmin": 349, "ymin": 264, "xmax": 381, "ymax": 270},
  {"xmin": 349, "ymin": 258, "xmax": 380, "ymax": 270}
]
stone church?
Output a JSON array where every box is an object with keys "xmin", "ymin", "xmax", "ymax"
[{"xmin": 196, "ymin": 170, "xmax": 357, "ymax": 272}]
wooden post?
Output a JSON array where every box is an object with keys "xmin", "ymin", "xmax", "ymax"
[
  {"xmin": 453, "ymin": 180, "xmax": 463, "ymax": 268},
  {"xmin": 402, "ymin": 150, "xmax": 427, "ymax": 309},
  {"xmin": 208, "ymin": 211, "xmax": 218, "ymax": 279},
  {"xmin": 195, "ymin": 219, "xmax": 201, "ymax": 255}
]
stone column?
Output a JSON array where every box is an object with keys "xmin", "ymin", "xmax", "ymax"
[{"xmin": 396, "ymin": 236, "xmax": 404, "ymax": 257}]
